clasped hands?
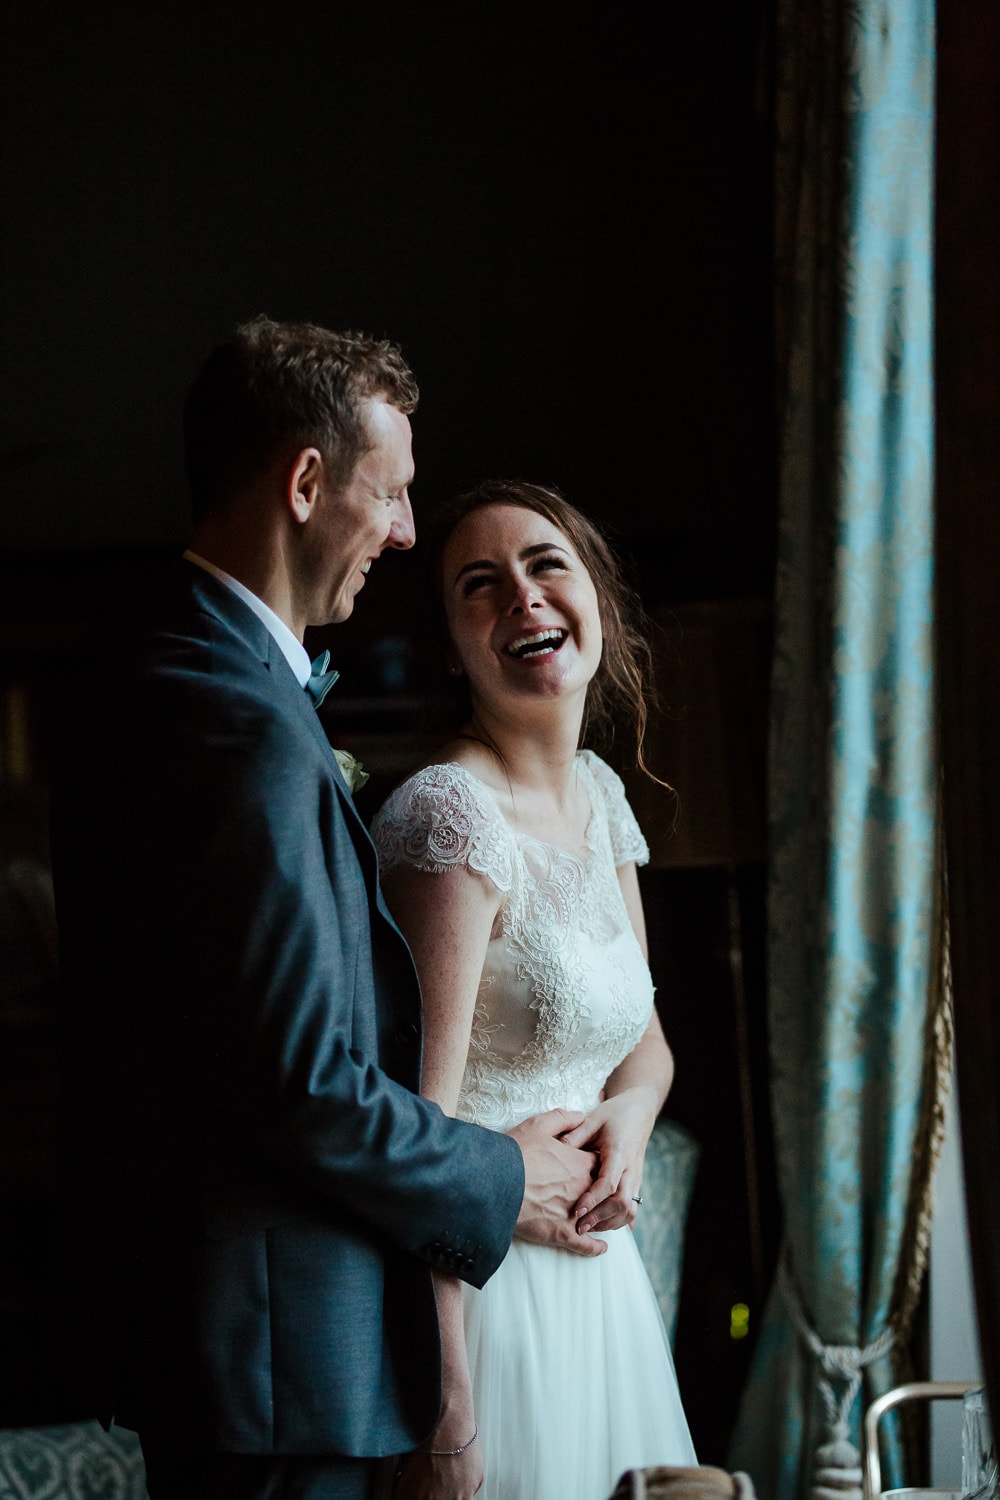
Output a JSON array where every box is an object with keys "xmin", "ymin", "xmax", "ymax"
[{"xmin": 510, "ymin": 1089, "xmax": 656, "ymax": 1257}]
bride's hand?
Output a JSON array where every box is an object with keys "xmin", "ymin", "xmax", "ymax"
[{"xmin": 560, "ymin": 1087, "xmax": 659, "ymax": 1234}]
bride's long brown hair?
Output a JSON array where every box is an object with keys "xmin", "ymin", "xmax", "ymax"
[{"xmin": 426, "ymin": 480, "xmax": 663, "ymax": 781}]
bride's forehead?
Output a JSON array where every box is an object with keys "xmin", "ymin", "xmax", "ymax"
[{"xmin": 448, "ymin": 504, "xmax": 571, "ymax": 557}]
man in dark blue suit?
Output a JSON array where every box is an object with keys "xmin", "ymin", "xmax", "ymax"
[{"xmin": 52, "ymin": 317, "xmax": 601, "ymax": 1499}]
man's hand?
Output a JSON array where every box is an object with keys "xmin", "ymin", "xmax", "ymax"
[{"xmin": 508, "ymin": 1109, "xmax": 607, "ymax": 1257}]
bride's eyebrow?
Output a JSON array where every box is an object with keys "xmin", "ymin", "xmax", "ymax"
[
  {"xmin": 453, "ymin": 557, "xmax": 496, "ymax": 585},
  {"xmin": 519, "ymin": 542, "xmax": 569, "ymax": 560},
  {"xmin": 451, "ymin": 542, "xmax": 569, "ymax": 588}
]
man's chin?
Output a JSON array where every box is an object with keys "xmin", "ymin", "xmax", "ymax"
[{"xmin": 323, "ymin": 597, "xmax": 354, "ymax": 626}]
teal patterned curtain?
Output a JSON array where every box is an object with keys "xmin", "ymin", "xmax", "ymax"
[{"xmin": 730, "ymin": 2, "xmax": 938, "ymax": 1496}]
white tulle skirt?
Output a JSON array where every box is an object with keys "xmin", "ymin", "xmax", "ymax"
[{"xmin": 463, "ymin": 1226, "xmax": 696, "ymax": 1500}]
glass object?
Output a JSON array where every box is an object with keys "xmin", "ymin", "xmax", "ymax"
[
  {"xmin": 962, "ymin": 1387, "xmax": 999, "ymax": 1499},
  {"xmin": 883, "ymin": 1492, "xmax": 959, "ymax": 1499}
]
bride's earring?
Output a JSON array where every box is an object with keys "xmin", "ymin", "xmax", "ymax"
[{"xmin": 447, "ymin": 661, "xmax": 462, "ymax": 676}]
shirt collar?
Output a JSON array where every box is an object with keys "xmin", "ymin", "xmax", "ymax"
[{"xmin": 183, "ymin": 550, "xmax": 312, "ymax": 688}]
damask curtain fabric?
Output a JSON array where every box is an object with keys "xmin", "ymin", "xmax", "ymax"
[{"xmin": 730, "ymin": 2, "xmax": 938, "ymax": 1497}]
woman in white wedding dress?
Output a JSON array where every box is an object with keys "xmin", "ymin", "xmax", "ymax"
[{"xmin": 371, "ymin": 481, "xmax": 696, "ymax": 1500}]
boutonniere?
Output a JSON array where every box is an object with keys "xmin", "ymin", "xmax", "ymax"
[{"xmin": 333, "ymin": 748, "xmax": 370, "ymax": 795}]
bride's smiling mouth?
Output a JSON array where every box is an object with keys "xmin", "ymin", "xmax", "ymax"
[{"xmin": 504, "ymin": 628, "xmax": 567, "ymax": 660}]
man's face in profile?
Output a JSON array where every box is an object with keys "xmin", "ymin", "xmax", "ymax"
[{"xmin": 306, "ymin": 397, "xmax": 416, "ymax": 625}]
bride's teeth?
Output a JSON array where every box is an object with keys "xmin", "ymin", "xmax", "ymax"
[{"xmin": 507, "ymin": 628, "xmax": 565, "ymax": 657}]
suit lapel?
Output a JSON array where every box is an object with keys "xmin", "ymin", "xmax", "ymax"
[
  {"xmin": 261, "ymin": 631, "xmax": 370, "ymax": 833},
  {"xmin": 182, "ymin": 561, "xmax": 392, "ymax": 908}
]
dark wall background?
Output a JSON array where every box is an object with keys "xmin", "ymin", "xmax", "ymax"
[{"xmin": 1, "ymin": 1, "xmax": 774, "ymax": 596}]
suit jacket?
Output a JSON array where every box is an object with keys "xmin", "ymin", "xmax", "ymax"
[{"xmin": 51, "ymin": 562, "xmax": 523, "ymax": 1456}]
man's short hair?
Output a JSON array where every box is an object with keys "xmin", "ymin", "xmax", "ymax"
[{"xmin": 183, "ymin": 316, "xmax": 419, "ymax": 520}]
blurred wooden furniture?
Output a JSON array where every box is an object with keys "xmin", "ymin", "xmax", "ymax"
[
  {"xmin": 611, "ymin": 1465, "xmax": 757, "ymax": 1498},
  {"xmin": 622, "ymin": 599, "xmax": 775, "ymax": 1460}
]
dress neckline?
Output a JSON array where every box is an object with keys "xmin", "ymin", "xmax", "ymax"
[{"xmin": 434, "ymin": 755, "xmax": 598, "ymax": 869}]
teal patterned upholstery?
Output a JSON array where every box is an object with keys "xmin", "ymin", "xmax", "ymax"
[
  {"xmin": 0, "ymin": 1421, "xmax": 146, "ymax": 1500},
  {"xmin": 631, "ymin": 1116, "xmax": 700, "ymax": 1344}
]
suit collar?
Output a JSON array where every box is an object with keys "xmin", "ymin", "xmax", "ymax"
[
  {"xmin": 181, "ymin": 557, "xmax": 274, "ymax": 664},
  {"xmin": 183, "ymin": 550, "xmax": 311, "ymax": 686},
  {"xmin": 177, "ymin": 558, "xmax": 370, "ymax": 831}
]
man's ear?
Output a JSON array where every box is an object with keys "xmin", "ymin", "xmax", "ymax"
[{"xmin": 286, "ymin": 447, "xmax": 325, "ymax": 523}]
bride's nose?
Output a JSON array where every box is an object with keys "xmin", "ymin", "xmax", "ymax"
[{"xmin": 505, "ymin": 575, "xmax": 543, "ymax": 615}]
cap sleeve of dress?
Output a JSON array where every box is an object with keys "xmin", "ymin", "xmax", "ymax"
[
  {"xmin": 370, "ymin": 762, "xmax": 514, "ymax": 894},
  {"xmin": 579, "ymin": 750, "xmax": 650, "ymax": 868}
]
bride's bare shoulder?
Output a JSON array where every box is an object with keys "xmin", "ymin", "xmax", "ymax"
[{"xmin": 418, "ymin": 736, "xmax": 508, "ymax": 796}]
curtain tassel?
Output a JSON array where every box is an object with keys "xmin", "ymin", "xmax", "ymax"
[
  {"xmin": 779, "ymin": 1257, "xmax": 896, "ymax": 1500},
  {"xmin": 812, "ymin": 1420, "xmax": 863, "ymax": 1499}
]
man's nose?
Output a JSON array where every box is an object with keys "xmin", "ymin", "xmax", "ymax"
[{"xmin": 387, "ymin": 494, "xmax": 416, "ymax": 550}]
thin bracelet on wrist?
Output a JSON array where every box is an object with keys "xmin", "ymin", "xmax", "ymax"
[{"xmin": 424, "ymin": 1423, "xmax": 479, "ymax": 1457}]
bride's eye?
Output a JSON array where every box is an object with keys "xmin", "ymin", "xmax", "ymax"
[
  {"xmin": 461, "ymin": 573, "xmax": 492, "ymax": 597},
  {"xmin": 532, "ymin": 555, "xmax": 568, "ymax": 574}
]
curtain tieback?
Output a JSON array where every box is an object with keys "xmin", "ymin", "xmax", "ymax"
[{"xmin": 779, "ymin": 1255, "xmax": 897, "ymax": 1500}]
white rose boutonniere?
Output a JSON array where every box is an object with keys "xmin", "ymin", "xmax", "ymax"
[{"xmin": 333, "ymin": 748, "xmax": 370, "ymax": 795}]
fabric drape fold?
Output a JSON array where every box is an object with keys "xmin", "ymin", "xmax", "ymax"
[{"xmin": 730, "ymin": 1, "xmax": 939, "ymax": 1494}]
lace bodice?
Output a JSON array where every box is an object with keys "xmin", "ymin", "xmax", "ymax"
[{"xmin": 372, "ymin": 751, "xmax": 654, "ymax": 1130}]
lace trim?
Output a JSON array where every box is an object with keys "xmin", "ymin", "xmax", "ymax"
[
  {"xmin": 373, "ymin": 754, "xmax": 648, "ymax": 884},
  {"xmin": 579, "ymin": 750, "xmax": 650, "ymax": 868},
  {"xmin": 372, "ymin": 763, "xmax": 514, "ymax": 893}
]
